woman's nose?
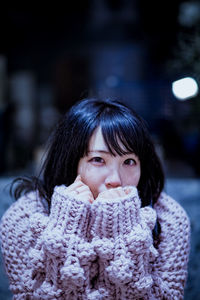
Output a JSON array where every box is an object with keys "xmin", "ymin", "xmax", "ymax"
[{"xmin": 105, "ymin": 169, "xmax": 121, "ymax": 188}]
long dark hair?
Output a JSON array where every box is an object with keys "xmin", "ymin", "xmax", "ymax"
[{"xmin": 12, "ymin": 98, "xmax": 164, "ymax": 211}]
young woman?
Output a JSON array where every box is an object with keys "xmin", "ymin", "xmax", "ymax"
[{"xmin": 0, "ymin": 98, "xmax": 190, "ymax": 299}]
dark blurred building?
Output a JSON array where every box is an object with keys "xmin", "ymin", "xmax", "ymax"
[{"xmin": 0, "ymin": 0, "xmax": 199, "ymax": 176}]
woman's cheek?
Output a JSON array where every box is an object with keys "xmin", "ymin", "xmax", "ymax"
[
  {"xmin": 78, "ymin": 164, "xmax": 90, "ymax": 184},
  {"xmin": 122, "ymin": 168, "xmax": 141, "ymax": 187},
  {"xmin": 78, "ymin": 164, "xmax": 96, "ymax": 194},
  {"xmin": 82, "ymin": 167, "xmax": 106, "ymax": 198}
]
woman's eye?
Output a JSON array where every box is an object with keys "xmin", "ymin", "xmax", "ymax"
[
  {"xmin": 124, "ymin": 158, "xmax": 136, "ymax": 166},
  {"xmin": 89, "ymin": 157, "xmax": 104, "ymax": 164}
]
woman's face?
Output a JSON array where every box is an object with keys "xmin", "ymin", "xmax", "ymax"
[{"xmin": 77, "ymin": 127, "xmax": 141, "ymax": 199}]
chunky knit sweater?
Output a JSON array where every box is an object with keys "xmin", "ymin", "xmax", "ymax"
[{"xmin": 0, "ymin": 185, "xmax": 190, "ymax": 300}]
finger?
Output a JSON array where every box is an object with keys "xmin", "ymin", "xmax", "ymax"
[
  {"xmin": 67, "ymin": 180, "xmax": 84, "ymax": 192},
  {"xmin": 76, "ymin": 191, "xmax": 94, "ymax": 203},
  {"xmin": 67, "ymin": 190, "xmax": 77, "ymax": 198},
  {"xmin": 97, "ymin": 187, "xmax": 126, "ymax": 200},
  {"xmin": 76, "ymin": 185, "xmax": 90, "ymax": 194},
  {"xmin": 124, "ymin": 186, "xmax": 132, "ymax": 195},
  {"xmin": 74, "ymin": 174, "xmax": 82, "ymax": 182},
  {"xmin": 67, "ymin": 190, "xmax": 90, "ymax": 201}
]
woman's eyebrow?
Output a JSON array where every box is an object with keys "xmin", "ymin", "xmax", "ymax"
[
  {"xmin": 88, "ymin": 150, "xmax": 110, "ymax": 154},
  {"xmin": 123, "ymin": 151, "xmax": 136, "ymax": 155},
  {"xmin": 88, "ymin": 150, "xmax": 136, "ymax": 156}
]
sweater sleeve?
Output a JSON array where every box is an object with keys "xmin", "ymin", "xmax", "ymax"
[
  {"xmin": 90, "ymin": 187, "xmax": 158, "ymax": 299},
  {"xmin": 151, "ymin": 193, "xmax": 190, "ymax": 300},
  {"xmin": 89, "ymin": 188, "xmax": 190, "ymax": 300},
  {"xmin": 0, "ymin": 185, "xmax": 96, "ymax": 299}
]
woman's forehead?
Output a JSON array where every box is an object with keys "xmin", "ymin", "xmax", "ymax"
[
  {"xmin": 88, "ymin": 127, "xmax": 108, "ymax": 152},
  {"xmin": 88, "ymin": 126, "xmax": 134, "ymax": 155}
]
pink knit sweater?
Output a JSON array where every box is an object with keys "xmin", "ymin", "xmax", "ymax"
[{"xmin": 0, "ymin": 185, "xmax": 190, "ymax": 300}]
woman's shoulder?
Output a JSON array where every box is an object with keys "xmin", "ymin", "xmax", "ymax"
[
  {"xmin": 0, "ymin": 190, "xmax": 48, "ymax": 228},
  {"xmin": 154, "ymin": 192, "xmax": 190, "ymax": 228}
]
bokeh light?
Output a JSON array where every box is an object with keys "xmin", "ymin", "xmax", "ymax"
[{"xmin": 172, "ymin": 77, "xmax": 198, "ymax": 100}]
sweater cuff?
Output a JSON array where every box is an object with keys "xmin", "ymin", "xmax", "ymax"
[
  {"xmin": 90, "ymin": 187, "xmax": 141, "ymax": 239},
  {"xmin": 48, "ymin": 185, "xmax": 91, "ymax": 237}
]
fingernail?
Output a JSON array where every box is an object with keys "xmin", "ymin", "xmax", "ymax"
[{"xmin": 75, "ymin": 175, "xmax": 81, "ymax": 181}]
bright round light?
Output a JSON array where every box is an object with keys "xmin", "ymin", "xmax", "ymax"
[{"xmin": 172, "ymin": 77, "xmax": 198, "ymax": 100}]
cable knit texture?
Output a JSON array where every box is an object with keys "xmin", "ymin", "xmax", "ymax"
[{"xmin": 0, "ymin": 185, "xmax": 190, "ymax": 299}]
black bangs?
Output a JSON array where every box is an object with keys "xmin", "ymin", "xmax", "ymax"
[{"xmin": 100, "ymin": 112, "xmax": 142, "ymax": 157}]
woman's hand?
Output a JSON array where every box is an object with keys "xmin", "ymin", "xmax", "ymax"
[
  {"xmin": 66, "ymin": 175, "xmax": 94, "ymax": 203},
  {"xmin": 96, "ymin": 186, "xmax": 133, "ymax": 201}
]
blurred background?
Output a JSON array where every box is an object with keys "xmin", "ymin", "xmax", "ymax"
[{"xmin": 0, "ymin": 1, "xmax": 200, "ymax": 299}]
